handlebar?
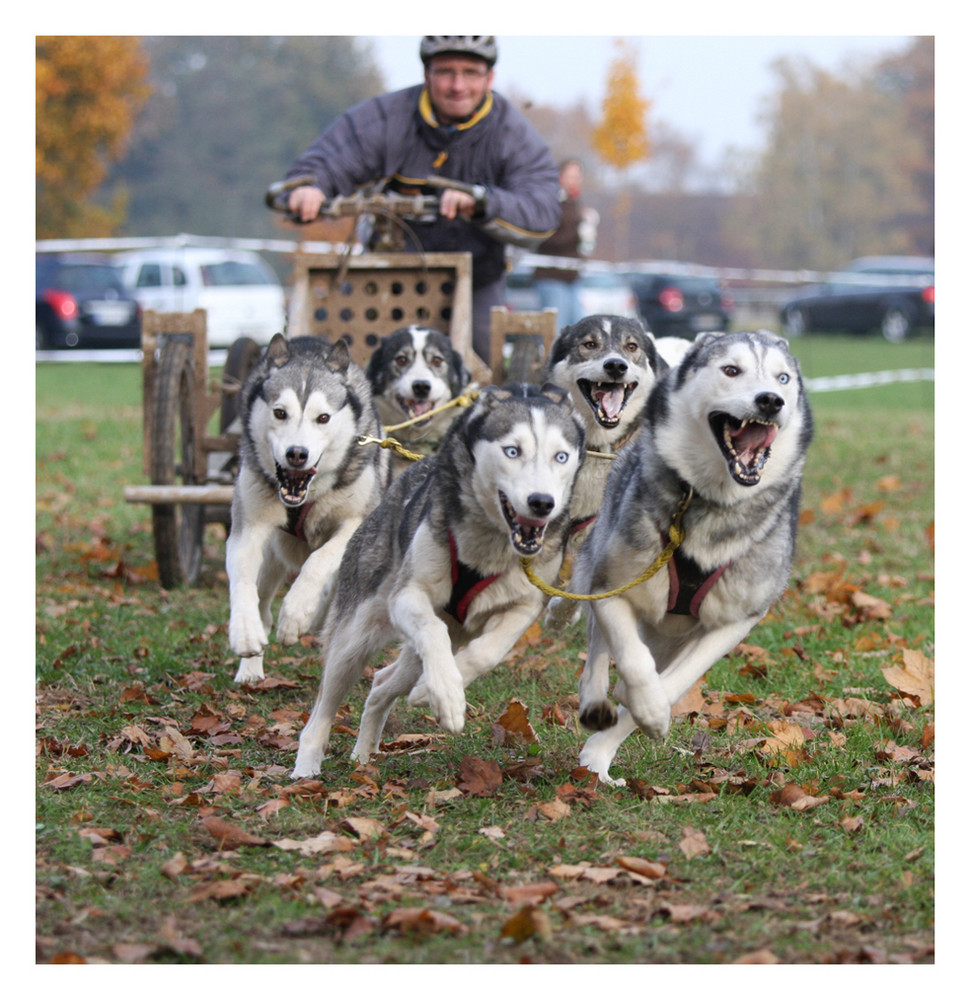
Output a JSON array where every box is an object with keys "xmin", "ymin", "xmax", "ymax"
[{"xmin": 265, "ymin": 175, "xmax": 486, "ymax": 223}]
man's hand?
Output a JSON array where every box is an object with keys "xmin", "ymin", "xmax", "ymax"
[
  {"xmin": 439, "ymin": 188, "xmax": 478, "ymax": 220},
  {"xmin": 287, "ymin": 185, "xmax": 325, "ymax": 223}
]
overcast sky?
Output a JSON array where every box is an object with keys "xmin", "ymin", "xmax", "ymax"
[{"xmin": 369, "ymin": 35, "xmax": 914, "ymax": 168}]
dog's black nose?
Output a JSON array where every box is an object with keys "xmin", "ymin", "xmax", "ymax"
[
  {"xmin": 286, "ymin": 446, "xmax": 309, "ymax": 468},
  {"xmin": 527, "ymin": 493, "xmax": 555, "ymax": 518},
  {"xmin": 603, "ymin": 357, "xmax": 628, "ymax": 380},
  {"xmin": 755, "ymin": 392, "xmax": 784, "ymax": 416},
  {"xmin": 411, "ymin": 380, "xmax": 432, "ymax": 399}
]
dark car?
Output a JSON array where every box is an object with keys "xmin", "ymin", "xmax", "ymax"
[
  {"xmin": 621, "ymin": 271, "xmax": 734, "ymax": 338},
  {"xmin": 779, "ymin": 256, "xmax": 934, "ymax": 342},
  {"xmin": 36, "ymin": 253, "xmax": 142, "ymax": 349}
]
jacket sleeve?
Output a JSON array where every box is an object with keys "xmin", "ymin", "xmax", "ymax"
[
  {"xmin": 284, "ymin": 91, "xmax": 415, "ymax": 195},
  {"xmin": 475, "ymin": 109, "xmax": 562, "ymax": 250}
]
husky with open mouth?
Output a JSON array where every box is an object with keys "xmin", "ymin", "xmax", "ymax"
[
  {"xmin": 571, "ymin": 330, "xmax": 814, "ymax": 785},
  {"xmin": 226, "ymin": 334, "xmax": 390, "ymax": 684},
  {"xmin": 541, "ymin": 314, "xmax": 664, "ymax": 628},
  {"xmin": 366, "ymin": 325, "xmax": 472, "ymax": 475},
  {"xmin": 291, "ymin": 383, "xmax": 585, "ymax": 778}
]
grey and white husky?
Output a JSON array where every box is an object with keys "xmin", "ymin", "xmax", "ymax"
[
  {"xmin": 572, "ymin": 330, "xmax": 814, "ymax": 785},
  {"xmin": 366, "ymin": 325, "xmax": 472, "ymax": 475},
  {"xmin": 542, "ymin": 314, "xmax": 665, "ymax": 627},
  {"xmin": 226, "ymin": 334, "xmax": 390, "ymax": 684},
  {"xmin": 292, "ymin": 383, "xmax": 586, "ymax": 778}
]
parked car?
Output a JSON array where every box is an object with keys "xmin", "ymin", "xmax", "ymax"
[
  {"xmin": 114, "ymin": 247, "xmax": 287, "ymax": 348},
  {"xmin": 621, "ymin": 271, "xmax": 734, "ymax": 338},
  {"xmin": 36, "ymin": 253, "xmax": 142, "ymax": 350},
  {"xmin": 779, "ymin": 256, "xmax": 934, "ymax": 342}
]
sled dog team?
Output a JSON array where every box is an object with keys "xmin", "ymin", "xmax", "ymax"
[{"xmin": 226, "ymin": 318, "xmax": 813, "ymax": 786}]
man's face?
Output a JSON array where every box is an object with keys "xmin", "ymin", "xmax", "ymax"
[{"xmin": 424, "ymin": 55, "xmax": 494, "ymax": 124}]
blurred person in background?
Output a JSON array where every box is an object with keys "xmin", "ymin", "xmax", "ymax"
[{"xmin": 534, "ymin": 159, "xmax": 598, "ymax": 326}]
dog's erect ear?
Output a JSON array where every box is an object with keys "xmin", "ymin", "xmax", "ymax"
[
  {"xmin": 266, "ymin": 333, "xmax": 290, "ymax": 367},
  {"xmin": 326, "ymin": 338, "xmax": 351, "ymax": 374},
  {"xmin": 539, "ymin": 382, "xmax": 570, "ymax": 406}
]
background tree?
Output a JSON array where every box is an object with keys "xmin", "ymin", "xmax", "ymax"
[
  {"xmin": 103, "ymin": 37, "xmax": 384, "ymax": 240},
  {"xmin": 732, "ymin": 45, "xmax": 929, "ymax": 269},
  {"xmin": 36, "ymin": 36, "xmax": 151, "ymax": 238},
  {"xmin": 591, "ymin": 40, "xmax": 651, "ymax": 259}
]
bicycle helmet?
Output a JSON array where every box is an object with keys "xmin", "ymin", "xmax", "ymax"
[{"xmin": 420, "ymin": 36, "xmax": 497, "ymax": 68}]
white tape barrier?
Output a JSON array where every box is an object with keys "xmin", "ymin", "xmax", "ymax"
[{"xmin": 804, "ymin": 368, "xmax": 934, "ymax": 393}]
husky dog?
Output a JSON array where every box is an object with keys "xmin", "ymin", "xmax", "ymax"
[
  {"xmin": 654, "ymin": 335, "xmax": 693, "ymax": 368},
  {"xmin": 291, "ymin": 383, "xmax": 586, "ymax": 778},
  {"xmin": 541, "ymin": 314, "xmax": 664, "ymax": 628},
  {"xmin": 573, "ymin": 330, "xmax": 814, "ymax": 785},
  {"xmin": 226, "ymin": 334, "xmax": 390, "ymax": 684},
  {"xmin": 366, "ymin": 325, "xmax": 472, "ymax": 474}
]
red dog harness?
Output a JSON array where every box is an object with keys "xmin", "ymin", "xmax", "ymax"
[
  {"xmin": 444, "ymin": 533, "xmax": 499, "ymax": 624},
  {"xmin": 664, "ymin": 537, "xmax": 731, "ymax": 618}
]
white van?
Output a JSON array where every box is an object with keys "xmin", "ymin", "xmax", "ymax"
[{"xmin": 115, "ymin": 247, "xmax": 287, "ymax": 347}]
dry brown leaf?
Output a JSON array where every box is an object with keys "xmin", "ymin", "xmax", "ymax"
[
  {"xmin": 500, "ymin": 905, "xmax": 553, "ymax": 942},
  {"xmin": 272, "ymin": 830, "xmax": 357, "ymax": 855},
  {"xmin": 537, "ymin": 797, "xmax": 571, "ymax": 822},
  {"xmin": 495, "ymin": 698, "xmax": 536, "ymax": 744},
  {"xmin": 457, "ymin": 756, "xmax": 502, "ymax": 797},
  {"xmin": 501, "ymin": 881, "xmax": 559, "ymax": 906},
  {"xmin": 882, "ymin": 649, "xmax": 934, "ymax": 705},
  {"xmin": 200, "ymin": 815, "xmax": 269, "ymax": 850},
  {"xmin": 383, "ymin": 907, "xmax": 468, "ymax": 937},
  {"xmin": 615, "ymin": 855, "xmax": 666, "ymax": 880},
  {"xmin": 770, "ymin": 783, "xmax": 830, "ymax": 811},
  {"xmin": 678, "ymin": 827, "xmax": 710, "ymax": 860},
  {"xmin": 671, "ymin": 678, "xmax": 707, "ymax": 717},
  {"xmin": 342, "ymin": 816, "xmax": 386, "ymax": 841}
]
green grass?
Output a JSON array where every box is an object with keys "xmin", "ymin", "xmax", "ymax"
[{"xmin": 35, "ymin": 336, "xmax": 934, "ymax": 964}]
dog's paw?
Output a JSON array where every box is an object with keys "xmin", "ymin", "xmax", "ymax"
[
  {"xmin": 407, "ymin": 681, "xmax": 430, "ymax": 707},
  {"xmin": 579, "ymin": 738, "xmax": 626, "ymax": 788},
  {"xmin": 233, "ymin": 655, "xmax": 265, "ymax": 684},
  {"xmin": 425, "ymin": 682, "xmax": 467, "ymax": 734},
  {"xmin": 627, "ymin": 695, "xmax": 671, "ymax": 740},
  {"xmin": 579, "ymin": 699, "xmax": 618, "ymax": 731},
  {"xmin": 229, "ymin": 614, "xmax": 268, "ymax": 657},
  {"xmin": 275, "ymin": 598, "xmax": 316, "ymax": 646},
  {"xmin": 291, "ymin": 747, "xmax": 324, "ymax": 779},
  {"xmin": 544, "ymin": 596, "xmax": 582, "ymax": 632}
]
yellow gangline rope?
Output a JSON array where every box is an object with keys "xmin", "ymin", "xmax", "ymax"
[{"xmin": 520, "ymin": 488, "xmax": 694, "ymax": 602}]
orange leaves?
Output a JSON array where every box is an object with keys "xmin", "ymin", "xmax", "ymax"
[{"xmin": 882, "ymin": 649, "xmax": 934, "ymax": 706}]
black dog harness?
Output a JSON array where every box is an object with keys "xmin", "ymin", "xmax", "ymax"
[
  {"xmin": 282, "ymin": 501, "xmax": 314, "ymax": 543},
  {"xmin": 664, "ymin": 540, "xmax": 731, "ymax": 618},
  {"xmin": 444, "ymin": 532, "xmax": 499, "ymax": 624}
]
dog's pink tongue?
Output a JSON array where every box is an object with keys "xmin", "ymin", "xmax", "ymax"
[
  {"xmin": 597, "ymin": 386, "xmax": 625, "ymax": 420},
  {"xmin": 408, "ymin": 399, "xmax": 434, "ymax": 416},
  {"xmin": 732, "ymin": 422, "xmax": 777, "ymax": 462}
]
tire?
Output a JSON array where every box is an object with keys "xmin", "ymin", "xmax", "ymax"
[
  {"xmin": 781, "ymin": 307, "xmax": 808, "ymax": 338},
  {"xmin": 150, "ymin": 338, "xmax": 205, "ymax": 588},
  {"xmin": 219, "ymin": 336, "xmax": 263, "ymax": 432},
  {"xmin": 881, "ymin": 306, "xmax": 912, "ymax": 343}
]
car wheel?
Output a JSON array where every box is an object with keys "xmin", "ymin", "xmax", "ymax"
[
  {"xmin": 881, "ymin": 306, "xmax": 912, "ymax": 343},
  {"xmin": 781, "ymin": 307, "xmax": 808, "ymax": 338}
]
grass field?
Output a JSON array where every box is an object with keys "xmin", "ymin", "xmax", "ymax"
[{"xmin": 35, "ymin": 333, "xmax": 935, "ymax": 965}]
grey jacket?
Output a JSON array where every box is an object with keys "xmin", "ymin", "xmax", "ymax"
[{"xmin": 286, "ymin": 84, "xmax": 561, "ymax": 287}]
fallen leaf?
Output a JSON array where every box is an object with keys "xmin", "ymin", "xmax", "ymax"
[
  {"xmin": 770, "ymin": 783, "xmax": 830, "ymax": 812},
  {"xmin": 500, "ymin": 905, "xmax": 552, "ymax": 942},
  {"xmin": 457, "ymin": 756, "xmax": 502, "ymax": 797},
  {"xmin": 343, "ymin": 816, "xmax": 386, "ymax": 841},
  {"xmin": 383, "ymin": 907, "xmax": 468, "ymax": 937},
  {"xmin": 272, "ymin": 831, "xmax": 357, "ymax": 855},
  {"xmin": 882, "ymin": 649, "xmax": 934, "ymax": 705},
  {"xmin": 537, "ymin": 797, "xmax": 571, "ymax": 822},
  {"xmin": 678, "ymin": 827, "xmax": 710, "ymax": 860},
  {"xmin": 494, "ymin": 698, "xmax": 536, "ymax": 744},
  {"xmin": 615, "ymin": 855, "xmax": 666, "ymax": 880},
  {"xmin": 200, "ymin": 815, "xmax": 269, "ymax": 850}
]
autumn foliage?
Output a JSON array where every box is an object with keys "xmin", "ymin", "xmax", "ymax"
[
  {"xmin": 36, "ymin": 36, "xmax": 151, "ymax": 237},
  {"xmin": 591, "ymin": 39, "xmax": 650, "ymax": 172}
]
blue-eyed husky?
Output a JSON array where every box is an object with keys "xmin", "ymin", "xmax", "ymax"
[{"xmin": 292, "ymin": 383, "xmax": 586, "ymax": 778}]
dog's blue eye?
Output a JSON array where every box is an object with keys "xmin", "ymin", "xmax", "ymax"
[
  {"xmin": 503, "ymin": 446, "xmax": 519, "ymax": 459},
  {"xmin": 555, "ymin": 451, "xmax": 569, "ymax": 464},
  {"xmin": 778, "ymin": 373, "xmax": 790, "ymax": 384},
  {"xmin": 273, "ymin": 408, "xmax": 287, "ymax": 420}
]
